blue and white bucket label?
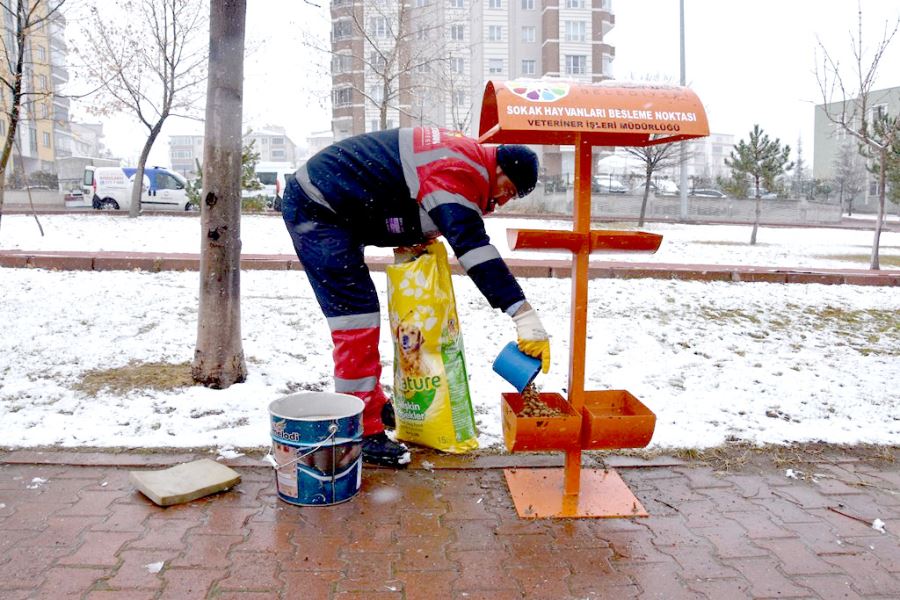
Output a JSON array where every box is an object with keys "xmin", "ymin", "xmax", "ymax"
[{"xmin": 269, "ymin": 393, "xmax": 365, "ymax": 506}]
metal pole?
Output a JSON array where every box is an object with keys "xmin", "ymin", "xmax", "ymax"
[{"xmin": 678, "ymin": 0, "xmax": 688, "ymax": 220}]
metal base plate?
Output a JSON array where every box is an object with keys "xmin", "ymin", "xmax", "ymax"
[{"xmin": 504, "ymin": 467, "xmax": 648, "ymax": 519}]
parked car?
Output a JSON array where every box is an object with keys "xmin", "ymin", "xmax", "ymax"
[
  {"xmin": 83, "ymin": 165, "xmax": 191, "ymax": 211},
  {"xmin": 631, "ymin": 180, "xmax": 679, "ymax": 196},
  {"xmin": 752, "ymin": 189, "xmax": 779, "ymax": 200},
  {"xmin": 592, "ymin": 177, "xmax": 627, "ymax": 194},
  {"xmin": 689, "ymin": 189, "xmax": 727, "ymax": 199},
  {"xmin": 254, "ymin": 162, "xmax": 295, "ymax": 212}
]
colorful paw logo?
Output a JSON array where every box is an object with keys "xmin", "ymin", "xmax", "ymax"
[{"xmin": 505, "ymin": 80, "xmax": 570, "ymax": 102}]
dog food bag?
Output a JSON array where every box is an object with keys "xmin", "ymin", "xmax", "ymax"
[{"xmin": 386, "ymin": 241, "xmax": 478, "ymax": 453}]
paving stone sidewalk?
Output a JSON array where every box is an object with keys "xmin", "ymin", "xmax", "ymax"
[{"xmin": 1, "ymin": 448, "xmax": 899, "ymax": 599}]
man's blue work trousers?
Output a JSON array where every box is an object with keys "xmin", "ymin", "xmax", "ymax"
[{"xmin": 281, "ymin": 176, "xmax": 389, "ymax": 436}]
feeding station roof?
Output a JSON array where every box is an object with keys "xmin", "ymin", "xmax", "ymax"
[{"xmin": 479, "ymin": 79, "xmax": 710, "ymax": 518}]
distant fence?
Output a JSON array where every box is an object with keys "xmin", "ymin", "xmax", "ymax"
[
  {"xmin": 2, "ymin": 190, "xmax": 64, "ymax": 207},
  {"xmin": 500, "ymin": 190, "xmax": 845, "ymax": 224}
]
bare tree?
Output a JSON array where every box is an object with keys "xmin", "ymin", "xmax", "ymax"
[
  {"xmin": 624, "ymin": 141, "xmax": 683, "ymax": 227},
  {"xmin": 832, "ymin": 139, "xmax": 867, "ymax": 216},
  {"xmin": 192, "ymin": 0, "xmax": 246, "ymax": 388},
  {"xmin": 816, "ymin": 4, "xmax": 900, "ymax": 269},
  {"xmin": 0, "ymin": 0, "xmax": 66, "ymax": 235},
  {"xmin": 78, "ymin": 0, "xmax": 208, "ymax": 218},
  {"xmin": 323, "ymin": 0, "xmax": 462, "ymax": 131}
]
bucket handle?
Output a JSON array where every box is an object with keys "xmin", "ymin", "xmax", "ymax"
[{"xmin": 264, "ymin": 423, "xmax": 339, "ymax": 470}]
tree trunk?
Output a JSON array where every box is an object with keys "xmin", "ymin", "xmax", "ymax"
[
  {"xmin": 129, "ymin": 127, "xmax": 162, "ymax": 218},
  {"xmin": 869, "ymin": 148, "xmax": 887, "ymax": 270},
  {"xmin": 192, "ymin": 0, "xmax": 248, "ymax": 388},
  {"xmin": 750, "ymin": 178, "xmax": 761, "ymax": 245},
  {"xmin": 638, "ymin": 171, "xmax": 651, "ymax": 228}
]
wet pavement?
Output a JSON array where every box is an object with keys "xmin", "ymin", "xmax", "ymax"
[{"xmin": 1, "ymin": 448, "xmax": 899, "ymax": 599}]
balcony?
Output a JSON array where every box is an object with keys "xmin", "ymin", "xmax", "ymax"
[
  {"xmin": 599, "ymin": 10, "xmax": 615, "ymax": 38},
  {"xmin": 52, "ymin": 66, "xmax": 69, "ymax": 84}
]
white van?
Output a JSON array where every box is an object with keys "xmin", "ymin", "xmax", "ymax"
[
  {"xmin": 253, "ymin": 161, "xmax": 295, "ymax": 211},
  {"xmin": 83, "ymin": 165, "xmax": 191, "ymax": 211}
]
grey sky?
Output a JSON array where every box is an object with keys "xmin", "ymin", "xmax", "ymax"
[{"xmin": 79, "ymin": 0, "xmax": 899, "ymax": 167}]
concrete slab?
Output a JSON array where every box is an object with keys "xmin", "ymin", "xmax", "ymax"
[{"xmin": 128, "ymin": 458, "xmax": 241, "ymax": 506}]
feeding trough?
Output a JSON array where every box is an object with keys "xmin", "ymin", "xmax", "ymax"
[{"xmin": 479, "ymin": 78, "xmax": 709, "ymax": 518}]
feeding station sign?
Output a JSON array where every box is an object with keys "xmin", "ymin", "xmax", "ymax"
[{"xmin": 479, "ymin": 79, "xmax": 710, "ymax": 519}]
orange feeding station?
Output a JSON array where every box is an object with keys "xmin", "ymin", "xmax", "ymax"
[{"xmin": 479, "ymin": 79, "xmax": 709, "ymax": 518}]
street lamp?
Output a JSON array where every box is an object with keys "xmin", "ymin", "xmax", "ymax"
[{"xmin": 679, "ymin": 0, "xmax": 689, "ymax": 220}]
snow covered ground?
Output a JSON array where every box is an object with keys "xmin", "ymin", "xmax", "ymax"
[{"xmin": 0, "ymin": 214, "xmax": 897, "ymax": 454}]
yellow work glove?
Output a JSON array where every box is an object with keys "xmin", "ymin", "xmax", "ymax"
[{"xmin": 512, "ymin": 308, "xmax": 550, "ymax": 374}]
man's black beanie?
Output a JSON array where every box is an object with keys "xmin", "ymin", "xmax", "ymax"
[{"xmin": 497, "ymin": 145, "xmax": 539, "ymax": 197}]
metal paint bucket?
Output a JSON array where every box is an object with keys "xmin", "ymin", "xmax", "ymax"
[{"xmin": 267, "ymin": 392, "xmax": 364, "ymax": 506}]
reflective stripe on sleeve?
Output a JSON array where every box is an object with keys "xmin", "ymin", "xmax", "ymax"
[
  {"xmin": 399, "ymin": 128, "xmax": 419, "ymax": 198},
  {"xmin": 294, "ymin": 164, "xmax": 336, "ymax": 213},
  {"xmin": 457, "ymin": 245, "xmax": 501, "ymax": 271},
  {"xmin": 334, "ymin": 375, "xmax": 378, "ymax": 393},
  {"xmin": 422, "ymin": 190, "xmax": 482, "ymax": 215},
  {"xmin": 326, "ymin": 312, "xmax": 380, "ymax": 332}
]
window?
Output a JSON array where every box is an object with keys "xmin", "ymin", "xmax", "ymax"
[
  {"xmin": 488, "ymin": 58, "xmax": 504, "ymax": 74},
  {"xmin": 332, "ymin": 53, "xmax": 352, "ymax": 74},
  {"xmin": 36, "ymin": 45, "xmax": 45, "ymax": 61},
  {"xmin": 564, "ymin": 54, "xmax": 586, "ymax": 75},
  {"xmin": 333, "ymin": 87, "xmax": 352, "ymax": 107},
  {"xmin": 872, "ymin": 104, "xmax": 888, "ymax": 122},
  {"xmin": 416, "ymin": 27, "xmax": 429, "ymax": 40},
  {"xmin": 272, "ymin": 150, "xmax": 285, "ymax": 159},
  {"xmin": 272, "ymin": 137, "xmax": 284, "ymax": 145},
  {"xmin": 521, "ymin": 0, "xmax": 534, "ymax": 8},
  {"xmin": 40, "ymin": 102, "xmax": 48, "ymax": 119},
  {"xmin": 172, "ymin": 150, "xmax": 192, "ymax": 159},
  {"xmin": 564, "ymin": 20, "xmax": 586, "ymax": 42},
  {"xmin": 368, "ymin": 16, "xmax": 388, "ymax": 38},
  {"xmin": 488, "ymin": 0, "xmax": 501, "ymax": 7},
  {"xmin": 155, "ymin": 173, "xmax": 183, "ymax": 190},
  {"xmin": 449, "ymin": 0, "xmax": 464, "ymax": 7},
  {"xmin": 37, "ymin": 74, "xmax": 47, "ymax": 90},
  {"xmin": 42, "ymin": 131, "xmax": 50, "ymax": 147},
  {"xmin": 521, "ymin": 59, "xmax": 536, "ymax": 75},
  {"xmin": 332, "ymin": 20, "xmax": 352, "ymax": 41},
  {"xmin": 453, "ymin": 90, "xmax": 466, "ymax": 107},
  {"xmin": 488, "ymin": 25, "xmax": 502, "ymax": 42},
  {"xmin": 370, "ymin": 52, "xmax": 386, "ymax": 72},
  {"xmin": 450, "ymin": 56, "xmax": 464, "ymax": 74},
  {"xmin": 521, "ymin": 25, "xmax": 535, "ymax": 43},
  {"xmin": 415, "ymin": 0, "xmax": 430, "ymax": 5},
  {"xmin": 565, "ymin": 0, "xmax": 584, "ymax": 7},
  {"xmin": 451, "ymin": 24, "xmax": 464, "ymax": 41}
]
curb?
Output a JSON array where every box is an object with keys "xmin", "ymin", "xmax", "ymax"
[{"xmin": 1, "ymin": 249, "xmax": 898, "ymax": 286}]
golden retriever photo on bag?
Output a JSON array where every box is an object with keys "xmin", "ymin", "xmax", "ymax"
[{"xmin": 396, "ymin": 321, "xmax": 426, "ymax": 375}]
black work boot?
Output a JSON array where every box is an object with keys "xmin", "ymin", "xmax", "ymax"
[
  {"xmin": 381, "ymin": 401, "xmax": 396, "ymax": 430},
  {"xmin": 362, "ymin": 432, "xmax": 411, "ymax": 468}
]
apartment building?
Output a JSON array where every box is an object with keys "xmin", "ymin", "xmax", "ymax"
[
  {"xmin": 169, "ymin": 134, "xmax": 206, "ymax": 178},
  {"xmin": 48, "ymin": 5, "xmax": 72, "ymax": 160},
  {"xmin": 328, "ymin": 0, "xmax": 616, "ymax": 178},
  {"xmin": 813, "ymin": 85, "xmax": 899, "ymax": 207},
  {"xmin": 243, "ymin": 126, "xmax": 300, "ymax": 164},
  {"xmin": 169, "ymin": 127, "xmax": 301, "ymax": 179},
  {"xmin": 0, "ymin": 0, "xmax": 73, "ymax": 180}
]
